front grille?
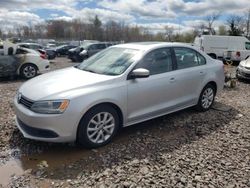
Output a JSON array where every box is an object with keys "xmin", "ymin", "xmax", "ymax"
[
  {"xmin": 245, "ymin": 67, "xmax": 250, "ymax": 70},
  {"xmin": 19, "ymin": 95, "xmax": 34, "ymax": 109},
  {"xmin": 241, "ymin": 72, "xmax": 250, "ymax": 78}
]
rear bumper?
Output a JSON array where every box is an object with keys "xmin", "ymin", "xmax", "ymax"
[{"xmin": 38, "ymin": 60, "xmax": 50, "ymax": 73}]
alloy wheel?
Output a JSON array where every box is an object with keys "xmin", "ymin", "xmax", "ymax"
[
  {"xmin": 87, "ymin": 112, "xmax": 115, "ymax": 144},
  {"xmin": 201, "ymin": 87, "xmax": 214, "ymax": 109}
]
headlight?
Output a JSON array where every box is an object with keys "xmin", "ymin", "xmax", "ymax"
[
  {"xmin": 31, "ymin": 100, "xmax": 69, "ymax": 114},
  {"xmin": 80, "ymin": 50, "xmax": 87, "ymax": 56},
  {"xmin": 238, "ymin": 64, "xmax": 244, "ymax": 69}
]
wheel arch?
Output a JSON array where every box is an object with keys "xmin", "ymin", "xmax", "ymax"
[
  {"xmin": 78, "ymin": 102, "xmax": 124, "ymax": 129},
  {"xmin": 208, "ymin": 53, "xmax": 217, "ymax": 59},
  {"xmin": 206, "ymin": 81, "xmax": 217, "ymax": 95}
]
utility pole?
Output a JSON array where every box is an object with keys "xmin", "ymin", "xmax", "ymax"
[{"xmin": 246, "ymin": 9, "xmax": 250, "ymax": 38}]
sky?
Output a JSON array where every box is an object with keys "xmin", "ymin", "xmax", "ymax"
[{"xmin": 0, "ymin": 0, "xmax": 250, "ymax": 33}]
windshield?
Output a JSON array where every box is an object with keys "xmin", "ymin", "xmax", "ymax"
[{"xmin": 77, "ymin": 47, "xmax": 139, "ymax": 76}]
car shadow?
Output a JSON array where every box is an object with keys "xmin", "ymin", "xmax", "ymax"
[
  {"xmin": 8, "ymin": 101, "xmax": 239, "ymax": 180},
  {"xmin": 0, "ymin": 75, "xmax": 22, "ymax": 82},
  {"xmin": 237, "ymin": 78, "xmax": 250, "ymax": 84}
]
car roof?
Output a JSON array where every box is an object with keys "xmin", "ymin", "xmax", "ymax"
[
  {"xmin": 114, "ymin": 42, "xmax": 195, "ymax": 51},
  {"xmin": 19, "ymin": 47, "xmax": 39, "ymax": 54},
  {"xmin": 18, "ymin": 42, "xmax": 42, "ymax": 46}
]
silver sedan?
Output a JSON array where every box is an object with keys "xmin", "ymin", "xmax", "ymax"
[{"xmin": 14, "ymin": 42, "xmax": 225, "ymax": 148}]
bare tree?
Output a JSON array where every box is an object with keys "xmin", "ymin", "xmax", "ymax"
[
  {"xmin": 218, "ymin": 25, "xmax": 227, "ymax": 35},
  {"xmin": 165, "ymin": 25, "xmax": 174, "ymax": 41},
  {"xmin": 227, "ymin": 15, "xmax": 244, "ymax": 36},
  {"xmin": 245, "ymin": 9, "xmax": 250, "ymax": 37},
  {"xmin": 206, "ymin": 12, "xmax": 221, "ymax": 35}
]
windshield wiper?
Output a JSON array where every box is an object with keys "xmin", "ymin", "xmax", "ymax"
[{"xmin": 83, "ymin": 69, "xmax": 99, "ymax": 74}]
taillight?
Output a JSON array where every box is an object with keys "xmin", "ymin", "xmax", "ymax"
[
  {"xmin": 236, "ymin": 51, "xmax": 241, "ymax": 57},
  {"xmin": 40, "ymin": 54, "xmax": 46, "ymax": 59}
]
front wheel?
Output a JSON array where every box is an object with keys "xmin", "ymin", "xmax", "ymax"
[
  {"xmin": 20, "ymin": 64, "xmax": 37, "ymax": 79},
  {"xmin": 77, "ymin": 105, "xmax": 120, "ymax": 148},
  {"xmin": 196, "ymin": 84, "xmax": 216, "ymax": 111}
]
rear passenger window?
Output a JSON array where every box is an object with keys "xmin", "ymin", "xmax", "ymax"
[
  {"xmin": 196, "ymin": 52, "xmax": 206, "ymax": 65},
  {"xmin": 16, "ymin": 49, "xmax": 28, "ymax": 55},
  {"xmin": 89, "ymin": 45, "xmax": 97, "ymax": 50},
  {"xmin": 97, "ymin": 44, "xmax": 106, "ymax": 49},
  {"xmin": 245, "ymin": 42, "xmax": 250, "ymax": 50},
  {"xmin": 174, "ymin": 48, "xmax": 206, "ymax": 70},
  {"xmin": 136, "ymin": 48, "xmax": 173, "ymax": 75}
]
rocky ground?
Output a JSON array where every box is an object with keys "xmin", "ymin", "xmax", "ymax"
[{"xmin": 0, "ymin": 59, "xmax": 249, "ymax": 188}]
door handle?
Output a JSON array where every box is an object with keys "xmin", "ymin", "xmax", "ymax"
[
  {"xmin": 170, "ymin": 77, "xmax": 176, "ymax": 83},
  {"xmin": 200, "ymin": 71, "xmax": 205, "ymax": 75}
]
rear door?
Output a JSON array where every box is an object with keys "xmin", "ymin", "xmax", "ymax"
[
  {"xmin": 172, "ymin": 47, "xmax": 207, "ymax": 105},
  {"xmin": 0, "ymin": 56, "xmax": 19, "ymax": 77}
]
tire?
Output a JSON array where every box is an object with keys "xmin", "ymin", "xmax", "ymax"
[
  {"xmin": 20, "ymin": 64, "xmax": 38, "ymax": 79},
  {"xmin": 196, "ymin": 84, "xmax": 216, "ymax": 112},
  {"xmin": 77, "ymin": 105, "xmax": 120, "ymax": 148}
]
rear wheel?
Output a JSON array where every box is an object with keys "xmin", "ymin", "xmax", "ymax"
[
  {"xmin": 77, "ymin": 105, "xmax": 120, "ymax": 148},
  {"xmin": 196, "ymin": 84, "xmax": 216, "ymax": 111},
  {"xmin": 20, "ymin": 64, "xmax": 37, "ymax": 79}
]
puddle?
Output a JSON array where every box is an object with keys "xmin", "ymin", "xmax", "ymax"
[
  {"xmin": 0, "ymin": 160, "xmax": 24, "ymax": 186},
  {"xmin": 0, "ymin": 146, "xmax": 96, "ymax": 186},
  {"xmin": 20, "ymin": 146, "xmax": 93, "ymax": 170}
]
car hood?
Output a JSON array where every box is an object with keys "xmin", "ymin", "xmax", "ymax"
[
  {"xmin": 240, "ymin": 59, "xmax": 250, "ymax": 68},
  {"xmin": 19, "ymin": 67, "xmax": 118, "ymax": 101}
]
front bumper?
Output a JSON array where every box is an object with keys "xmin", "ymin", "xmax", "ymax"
[
  {"xmin": 14, "ymin": 97, "xmax": 79, "ymax": 143},
  {"xmin": 236, "ymin": 67, "xmax": 250, "ymax": 80}
]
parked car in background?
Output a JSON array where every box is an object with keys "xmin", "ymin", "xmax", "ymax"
[
  {"xmin": 0, "ymin": 47, "xmax": 50, "ymax": 79},
  {"xmin": 79, "ymin": 42, "xmax": 109, "ymax": 61},
  {"xmin": 46, "ymin": 43, "xmax": 56, "ymax": 48},
  {"xmin": 17, "ymin": 42, "xmax": 58, "ymax": 60},
  {"xmin": 54, "ymin": 45, "xmax": 77, "ymax": 56},
  {"xmin": 236, "ymin": 56, "xmax": 250, "ymax": 80},
  {"xmin": 194, "ymin": 35, "xmax": 250, "ymax": 63},
  {"xmin": 14, "ymin": 42, "xmax": 224, "ymax": 148},
  {"xmin": 44, "ymin": 49, "xmax": 56, "ymax": 60},
  {"xmin": 18, "ymin": 43, "xmax": 44, "ymax": 50},
  {"xmin": 68, "ymin": 42, "xmax": 110, "ymax": 62}
]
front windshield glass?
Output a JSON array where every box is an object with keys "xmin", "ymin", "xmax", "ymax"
[{"xmin": 77, "ymin": 47, "xmax": 139, "ymax": 76}]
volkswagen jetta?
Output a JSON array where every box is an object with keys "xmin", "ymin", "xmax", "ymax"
[{"xmin": 14, "ymin": 42, "xmax": 224, "ymax": 148}]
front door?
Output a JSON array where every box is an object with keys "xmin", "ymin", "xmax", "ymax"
[{"xmin": 127, "ymin": 48, "xmax": 178, "ymax": 124}]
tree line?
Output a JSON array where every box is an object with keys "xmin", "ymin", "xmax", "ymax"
[{"xmin": 0, "ymin": 11, "xmax": 250, "ymax": 43}]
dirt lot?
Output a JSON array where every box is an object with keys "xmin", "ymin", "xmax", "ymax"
[{"xmin": 0, "ymin": 58, "xmax": 250, "ymax": 188}]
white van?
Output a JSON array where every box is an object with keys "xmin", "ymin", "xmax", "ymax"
[{"xmin": 193, "ymin": 35, "xmax": 250, "ymax": 62}]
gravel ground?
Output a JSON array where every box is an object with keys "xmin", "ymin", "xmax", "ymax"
[{"xmin": 0, "ymin": 59, "xmax": 249, "ymax": 188}]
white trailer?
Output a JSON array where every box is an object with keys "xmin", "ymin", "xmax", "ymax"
[{"xmin": 193, "ymin": 35, "xmax": 250, "ymax": 62}]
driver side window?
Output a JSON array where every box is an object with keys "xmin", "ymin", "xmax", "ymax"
[{"xmin": 136, "ymin": 48, "xmax": 173, "ymax": 75}]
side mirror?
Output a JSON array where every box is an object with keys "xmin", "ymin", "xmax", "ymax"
[{"xmin": 129, "ymin": 68, "xmax": 150, "ymax": 79}]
